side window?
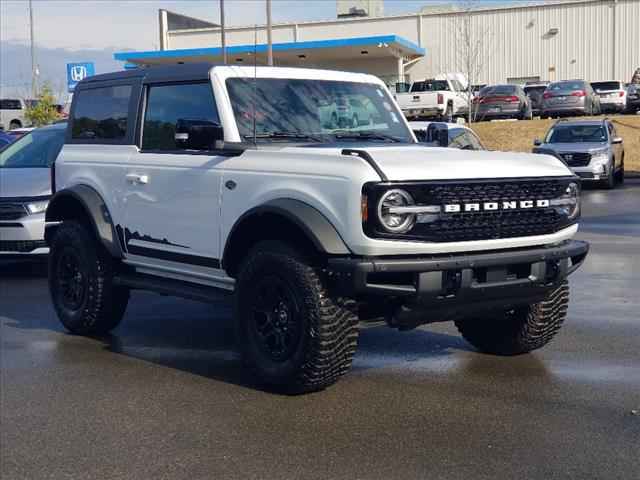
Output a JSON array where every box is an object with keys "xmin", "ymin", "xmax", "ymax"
[
  {"xmin": 465, "ymin": 131, "xmax": 484, "ymax": 150},
  {"xmin": 0, "ymin": 99, "xmax": 22, "ymax": 110},
  {"xmin": 71, "ymin": 85, "xmax": 132, "ymax": 141},
  {"xmin": 142, "ymin": 82, "xmax": 220, "ymax": 151},
  {"xmin": 448, "ymin": 128, "xmax": 467, "ymax": 149},
  {"xmin": 413, "ymin": 129, "xmax": 428, "ymax": 142}
]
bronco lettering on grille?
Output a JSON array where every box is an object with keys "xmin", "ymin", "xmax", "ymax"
[{"xmin": 443, "ymin": 199, "xmax": 550, "ymax": 213}]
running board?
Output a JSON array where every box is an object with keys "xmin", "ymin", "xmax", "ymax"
[{"xmin": 113, "ymin": 272, "xmax": 232, "ymax": 304}]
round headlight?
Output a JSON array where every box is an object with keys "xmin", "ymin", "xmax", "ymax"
[
  {"xmin": 566, "ymin": 182, "xmax": 580, "ymax": 220},
  {"xmin": 551, "ymin": 182, "xmax": 580, "ymax": 220},
  {"xmin": 377, "ymin": 189, "xmax": 416, "ymax": 233}
]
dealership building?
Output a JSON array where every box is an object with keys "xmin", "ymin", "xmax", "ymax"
[{"xmin": 115, "ymin": 0, "xmax": 640, "ymax": 89}]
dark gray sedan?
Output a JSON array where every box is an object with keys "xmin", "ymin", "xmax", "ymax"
[
  {"xmin": 541, "ymin": 80, "xmax": 600, "ymax": 118},
  {"xmin": 472, "ymin": 84, "xmax": 532, "ymax": 121}
]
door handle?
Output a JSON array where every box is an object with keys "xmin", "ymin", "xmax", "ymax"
[{"xmin": 126, "ymin": 173, "xmax": 149, "ymax": 185}]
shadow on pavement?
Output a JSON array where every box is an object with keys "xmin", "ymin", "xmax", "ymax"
[{"xmin": 0, "ymin": 258, "xmax": 48, "ymax": 278}]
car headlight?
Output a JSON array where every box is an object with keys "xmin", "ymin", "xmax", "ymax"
[
  {"xmin": 550, "ymin": 182, "xmax": 579, "ymax": 220},
  {"xmin": 377, "ymin": 189, "xmax": 417, "ymax": 233},
  {"xmin": 590, "ymin": 151, "xmax": 609, "ymax": 174},
  {"xmin": 26, "ymin": 200, "xmax": 49, "ymax": 214},
  {"xmin": 591, "ymin": 151, "xmax": 609, "ymax": 165}
]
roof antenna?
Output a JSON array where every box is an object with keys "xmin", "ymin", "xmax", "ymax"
[{"xmin": 252, "ymin": 23, "xmax": 258, "ymax": 146}]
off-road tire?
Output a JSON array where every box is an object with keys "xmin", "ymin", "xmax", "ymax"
[
  {"xmin": 49, "ymin": 220, "xmax": 129, "ymax": 335},
  {"xmin": 235, "ymin": 241, "xmax": 359, "ymax": 394},
  {"xmin": 454, "ymin": 282, "xmax": 569, "ymax": 355},
  {"xmin": 9, "ymin": 120, "xmax": 21, "ymax": 130}
]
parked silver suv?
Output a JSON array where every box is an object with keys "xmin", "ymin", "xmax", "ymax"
[
  {"xmin": 0, "ymin": 122, "xmax": 66, "ymax": 256},
  {"xmin": 533, "ymin": 119, "xmax": 624, "ymax": 188},
  {"xmin": 591, "ymin": 81, "xmax": 627, "ymax": 113},
  {"xmin": 541, "ymin": 80, "xmax": 600, "ymax": 118}
]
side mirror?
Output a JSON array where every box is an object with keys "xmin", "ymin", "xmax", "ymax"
[
  {"xmin": 533, "ymin": 138, "xmax": 542, "ymax": 146},
  {"xmin": 612, "ymin": 136, "xmax": 623, "ymax": 144},
  {"xmin": 175, "ymin": 119, "xmax": 224, "ymax": 150},
  {"xmin": 437, "ymin": 128, "xmax": 449, "ymax": 147}
]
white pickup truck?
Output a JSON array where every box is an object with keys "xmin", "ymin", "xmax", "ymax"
[
  {"xmin": 0, "ymin": 98, "xmax": 27, "ymax": 131},
  {"xmin": 396, "ymin": 77, "xmax": 468, "ymax": 122}
]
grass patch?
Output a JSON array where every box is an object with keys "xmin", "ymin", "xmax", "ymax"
[{"xmin": 470, "ymin": 114, "xmax": 640, "ymax": 172}]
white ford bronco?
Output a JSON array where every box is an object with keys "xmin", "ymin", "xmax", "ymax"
[{"xmin": 46, "ymin": 64, "xmax": 588, "ymax": 393}]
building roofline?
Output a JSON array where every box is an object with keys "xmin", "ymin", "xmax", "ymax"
[{"xmin": 115, "ymin": 34, "xmax": 425, "ymax": 63}]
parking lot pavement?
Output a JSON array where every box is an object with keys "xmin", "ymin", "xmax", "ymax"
[{"xmin": 1, "ymin": 181, "xmax": 639, "ymax": 480}]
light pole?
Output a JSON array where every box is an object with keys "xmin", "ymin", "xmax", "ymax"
[
  {"xmin": 29, "ymin": 0, "xmax": 37, "ymax": 97},
  {"xmin": 266, "ymin": 0, "xmax": 273, "ymax": 66},
  {"xmin": 220, "ymin": 0, "xmax": 227, "ymax": 64}
]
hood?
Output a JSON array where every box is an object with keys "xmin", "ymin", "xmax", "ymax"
[
  {"xmin": 0, "ymin": 168, "xmax": 52, "ymax": 198},
  {"xmin": 283, "ymin": 144, "xmax": 572, "ymax": 181},
  {"xmin": 541, "ymin": 142, "xmax": 608, "ymax": 154}
]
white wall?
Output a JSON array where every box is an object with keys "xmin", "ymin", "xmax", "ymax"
[{"xmin": 165, "ymin": 0, "xmax": 640, "ymax": 85}]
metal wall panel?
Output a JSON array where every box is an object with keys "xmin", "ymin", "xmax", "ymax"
[{"xmin": 165, "ymin": 0, "xmax": 640, "ymax": 84}]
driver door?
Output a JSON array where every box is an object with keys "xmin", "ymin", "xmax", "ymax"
[{"xmin": 123, "ymin": 81, "xmax": 226, "ymax": 276}]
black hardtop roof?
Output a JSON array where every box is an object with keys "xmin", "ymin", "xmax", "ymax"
[{"xmin": 78, "ymin": 63, "xmax": 217, "ymax": 87}]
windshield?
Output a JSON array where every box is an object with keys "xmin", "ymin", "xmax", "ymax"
[
  {"xmin": 548, "ymin": 81, "xmax": 585, "ymax": 92},
  {"xmin": 545, "ymin": 124, "xmax": 607, "ymax": 144},
  {"xmin": 0, "ymin": 125, "xmax": 65, "ymax": 168},
  {"xmin": 411, "ymin": 80, "xmax": 449, "ymax": 92},
  {"xmin": 481, "ymin": 85, "xmax": 517, "ymax": 96},
  {"xmin": 524, "ymin": 86, "xmax": 547, "ymax": 95},
  {"xmin": 226, "ymin": 78, "xmax": 414, "ymax": 143}
]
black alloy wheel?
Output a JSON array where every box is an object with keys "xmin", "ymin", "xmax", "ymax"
[
  {"xmin": 55, "ymin": 248, "xmax": 87, "ymax": 312},
  {"xmin": 249, "ymin": 274, "xmax": 302, "ymax": 363}
]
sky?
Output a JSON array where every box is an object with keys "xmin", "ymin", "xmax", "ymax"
[{"xmin": 0, "ymin": 0, "xmax": 519, "ymax": 98}]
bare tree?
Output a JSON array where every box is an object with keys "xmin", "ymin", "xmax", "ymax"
[{"xmin": 451, "ymin": 3, "xmax": 493, "ymax": 123}]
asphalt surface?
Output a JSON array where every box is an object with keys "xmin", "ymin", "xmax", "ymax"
[{"xmin": 2, "ymin": 180, "xmax": 639, "ymax": 480}]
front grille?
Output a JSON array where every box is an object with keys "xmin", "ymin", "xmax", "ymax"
[
  {"xmin": 559, "ymin": 152, "xmax": 591, "ymax": 167},
  {"xmin": 0, "ymin": 203, "xmax": 28, "ymax": 221},
  {"xmin": 365, "ymin": 178, "xmax": 576, "ymax": 243},
  {"xmin": 0, "ymin": 240, "xmax": 47, "ymax": 253}
]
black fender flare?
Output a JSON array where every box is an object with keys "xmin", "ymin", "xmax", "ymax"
[
  {"xmin": 223, "ymin": 199, "xmax": 350, "ymax": 266},
  {"xmin": 45, "ymin": 185, "xmax": 123, "ymax": 258}
]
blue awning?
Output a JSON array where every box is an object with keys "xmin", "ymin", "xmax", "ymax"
[{"xmin": 115, "ymin": 34, "xmax": 425, "ymax": 66}]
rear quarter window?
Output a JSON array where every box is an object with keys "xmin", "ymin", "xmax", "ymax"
[{"xmin": 71, "ymin": 85, "xmax": 133, "ymax": 142}]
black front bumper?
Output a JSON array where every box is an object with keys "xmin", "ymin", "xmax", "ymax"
[{"xmin": 329, "ymin": 240, "xmax": 589, "ymax": 308}]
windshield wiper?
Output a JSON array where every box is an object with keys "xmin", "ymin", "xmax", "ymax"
[
  {"xmin": 244, "ymin": 131, "xmax": 324, "ymax": 142},
  {"xmin": 332, "ymin": 131, "xmax": 403, "ymax": 143}
]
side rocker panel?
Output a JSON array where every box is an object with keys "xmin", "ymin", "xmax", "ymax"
[{"xmin": 45, "ymin": 185, "xmax": 123, "ymax": 259}]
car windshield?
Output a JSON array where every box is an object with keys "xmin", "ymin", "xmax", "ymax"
[
  {"xmin": 226, "ymin": 78, "xmax": 414, "ymax": 143},
  {"xmin": 411, "ymin": 80, "xmax": 449, "ymax": 92},
  {"xmin": 545, "ymin": 124, "xmax": 607, "ymax": 143},
  {"xmin": 591, "ymin": 81, "xmax": 620, "ymax": 92},
  {"xmin": 0, "ymin": 125, "xmax": 66, "ymax": 168},
  {"xmin": 524, "ymin": 86, "xmax": 547, "ymax": 95},
  {"xmin": 548, "ymin": 81, "xmax": 585, "ymax": 91},
  {"xmin": 482, "ymin": 85, "xmax": 517, "ymax": 95}
]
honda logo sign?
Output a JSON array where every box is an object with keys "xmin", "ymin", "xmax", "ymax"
[{"xmin": 66, "ymin": 62, "xmax": 95, "ymax": 92}]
